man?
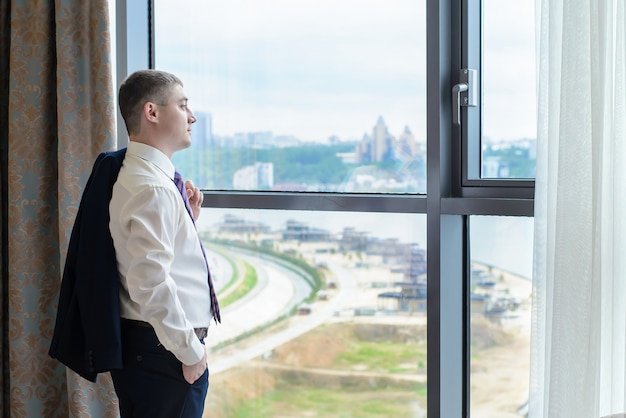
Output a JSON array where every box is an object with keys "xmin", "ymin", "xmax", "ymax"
[{"xmin": 109, "ymin": 69, "xmax": 220, "ymax": 418}]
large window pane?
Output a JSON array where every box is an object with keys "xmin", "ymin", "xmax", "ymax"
[
  {"xmin": 469, "ymin": 216, "xmax": 533, "ymax": 417},
  {"xmin": 197, "ymin": 208, "xmax": 427, "ymax": 416},
  {"xmin": 481, "ymin": 0, "xmax": 536, "ymax": 179},
  {"xmin": 154, "ymin": 0, "xmax": 426, "ymax": 193}
]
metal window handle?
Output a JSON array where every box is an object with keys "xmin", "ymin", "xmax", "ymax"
[
  {"xmin": 452, "ymin": 69, "xmax": 477, "ymax": 126},
  {"xmin": 452, "ymin": 82, "xmax": 469, "ymax": 125}
]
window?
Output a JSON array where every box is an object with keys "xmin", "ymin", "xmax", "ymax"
[
  {"xmin": 199, "ymin": 208, "xmax": 427, "ymax": 416},
  {"xmin": 154, "ymin": 0, "xmax": 427, "ymax": 194},
  {"xmin": 481, "ymin": 0, "xmax": 536, "ymax": 179},
  {"xmin": 469, "ymin": 216, "xmax": 533, "ymax": 417},
  {"xmin": 460, "ymin": 0, "xmax": 536, "ymax": 199},
  {"xmin": 116, "ymin": 0, "xmax": 537, "ymax": 416},
  {"xmin": 152, "ymin": 3, "xmax": 430, "ymax": 413}
]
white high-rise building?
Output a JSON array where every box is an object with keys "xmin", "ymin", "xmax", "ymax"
[{"xmin": 233, "ymin": 163, "xmax": 274, "ymax": 190}]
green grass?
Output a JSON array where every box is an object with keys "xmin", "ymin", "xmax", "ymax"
[
  {"xmin": 204, "ymin": 243, "xmax": 239, "ymax": 297},
  {"xmin": 336, "ymin": 341, "xmax": 427, "ymax": 374},
  {"xmin": 208, "ymin": 322, "xmax": 428, "ymax": 417},
  {"xmin": 234, "ymin": 386, "xmax": 426, "ymax": 418},
  {"xmin": 218, "ymin": 261, "xmax": 257, "ymax": 308},
  {"xmin": 210, "ymin": 238, "xmax": 324, "ymax": 299}
]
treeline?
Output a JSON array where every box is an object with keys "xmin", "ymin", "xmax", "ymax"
[
  {"xmin": 174, "ymin": 143, "xmax": 357, "ymax": 189},
  {"xmin": 173, "ymin": 141, "xmax": 532, "ymax": 189}
]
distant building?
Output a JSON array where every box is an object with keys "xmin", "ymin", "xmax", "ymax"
[
  {"xmin": 396, "ymin": 126, "xmax": 420, "ymax": 158},
  {"xmin": 336, "ymin": 152, "xmax": 357, "ymax": 164},
  {"xmin": 281, "ymin": 220, "xmax": 331, "ymax": 242},
  {"xmin": 356, "ymin": 116, "xmax": 393, "ymax": 163},
  {"xmin": 372, "ymin": 116, "xmax": 391, "ymax": 162},
  {"xmin": 366, "ymin": 240, "xmax": 426, "ymax": 279},
  {"xmin": 377, "ymin": 244, "xmax": 427, "ymax": 313},
  {"xmin": 186, "ymin": 111, "xmax": 213, "ymax": 188},
  {"xmin": 192, "ymin": 111, "xmax": 213, "ymax": 149},
  {"xmin": 355, "ymin": 117, "xmax": 420, "ymax": 164},
  {"xmin": 405, "ymin": 243, "xmax": 427, "ymax": 280},
  {"xmin": 217, "ymin": 214, "xmax": 270, "ymax": 234},
  {"xmin": 339, "ymin": 227, "xmax": 368, "ymax": 252},
  {"xmin": 482, "ymin": 157, "xmax": 510, "ymax": 178},
  {"xmin": 233, "ymin": 162, "xmax": 274, "ymax": 190}
]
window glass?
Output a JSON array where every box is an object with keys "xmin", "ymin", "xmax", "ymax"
[
  {"xmin": 481, "ymin": 0, "xmax": 536, "ymax": 179},
  {"xmin": 154, "ymin": 0, "xmax": 426, "ymax": 193},
  {"xmin": 198, "ymin": 208, "xmax": 427, "ymax": 416},
  {"xmin": 469, "ymin": 216, "xmax": 533, "ymax": 416}
]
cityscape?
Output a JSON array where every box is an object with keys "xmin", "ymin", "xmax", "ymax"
[
  {"xmin": 195, "ymin": 210, "xmax": 533, "ymax": 417},
  {"xmin": 174, "ymin": 113, "xmax": 536, "ymax": 195},
  {"xmin": 170, "ymin": 115, "xmax": 537, "ymax": 416}
]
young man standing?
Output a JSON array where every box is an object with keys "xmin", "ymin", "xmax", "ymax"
[{"xmin": 109, "ymin": 69, "xmax": 220, "ymax": 418}]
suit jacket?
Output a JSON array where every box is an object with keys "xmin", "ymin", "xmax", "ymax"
[{"xmin": 49, "ymin": 148, "xmax": 126, "ymax": 382}]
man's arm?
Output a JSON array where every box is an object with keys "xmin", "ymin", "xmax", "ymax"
[{"xmin": 118, "ymin": 185, "xmax": 206, "ymax": 367}]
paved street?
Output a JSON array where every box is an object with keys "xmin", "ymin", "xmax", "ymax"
[{"xmin": 206, "ymin": 249, "xmax": 358, "ymax": 375}]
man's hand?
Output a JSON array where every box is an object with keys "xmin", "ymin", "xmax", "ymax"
[
  {"xmin": 182, "ymin": 350, "xmax": 207, "ymax": 384},
  {"xmin": 185, "ymin": 179, "xmax": 203, "ymax": 221}
]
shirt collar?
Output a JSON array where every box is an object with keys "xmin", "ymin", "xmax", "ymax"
[{"xmin": 126, "ymin": 141, "xmax": 176, "ymax": 180}]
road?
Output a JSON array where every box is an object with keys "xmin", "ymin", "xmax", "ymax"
[{"xmin": 205, "ymin": 248, "xmax": 358, "ymax": 375}]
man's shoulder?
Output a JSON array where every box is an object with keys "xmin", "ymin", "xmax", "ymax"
[
  {"xmin": 95, "ymin": 148, "xmax": 127, "ymax": 165},
  {"xmin": 117, "ymin": 153, "xmax": 173, "ymax": 191}
]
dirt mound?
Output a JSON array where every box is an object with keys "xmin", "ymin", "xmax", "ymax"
[
  {"xmin": 269, "ymin": 321, "xmax": 426, "ymax": 368},
  {"xmin": 206, "ymin": 367, "xmax": 276, "ymax": 417},
  {"xmin": 205, "ymin": 320, "xmax": 428, "ymax": 417},
  {"xmin": 353, "ymin": 323, "xmax": 426, "ymax": 344},
  {"xmin": 271, "ymin": 324, "xmax": 350, "ymax": 367}
]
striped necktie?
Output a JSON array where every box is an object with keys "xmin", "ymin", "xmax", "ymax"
[{"xmin": 173, "ymin": 170, "xmax": 221, "ymax": 323}]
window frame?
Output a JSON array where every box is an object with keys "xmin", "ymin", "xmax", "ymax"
[
  {"xmin": 116, "ymin": 1, "xmax": 536, "ymax": 416},
  {"xmin": 458, "ymin": 0, "xmax": 535, "ymax": 202}
]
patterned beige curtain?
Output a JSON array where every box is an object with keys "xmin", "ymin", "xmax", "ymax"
[{"xmin": 1, "ymin": 1, "xmax": 118, "ymax": 416}]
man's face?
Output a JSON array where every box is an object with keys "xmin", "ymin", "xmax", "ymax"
[{"xmin": 156, "ymin": 84, "xmax": 196, "ymax": 152}]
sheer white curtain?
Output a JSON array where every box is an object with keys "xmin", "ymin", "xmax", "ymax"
[{"xmin": 531, "ymin": 0, "xmax": 626, "ymax": 417}]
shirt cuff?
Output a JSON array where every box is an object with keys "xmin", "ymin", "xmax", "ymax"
[{"xmin": 163, "ymin": 330, "xmax": 206, "ymax": 366}]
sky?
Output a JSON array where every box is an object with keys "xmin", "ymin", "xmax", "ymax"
[{"xmin": 153, "ymin": 0, "xmax": 536, "ymax": 144}]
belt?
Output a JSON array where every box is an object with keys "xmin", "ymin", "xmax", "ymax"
[{"xmin": 123, "ymin": 318, "xmax": 208, "ymax": 341}]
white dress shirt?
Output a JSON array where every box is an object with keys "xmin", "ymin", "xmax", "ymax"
[{"xmin": 109, "ymin": 141, "xmax": 211, "ymax": 366}]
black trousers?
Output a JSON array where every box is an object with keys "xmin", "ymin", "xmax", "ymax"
[{"xmin": 111, "ymin": 319, "xmax": 209, "ymax": 418}]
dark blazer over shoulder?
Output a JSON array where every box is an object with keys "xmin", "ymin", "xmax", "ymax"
[{"xmin": 49, "ymin": 148, "xmax": 126, "ymax": 382}]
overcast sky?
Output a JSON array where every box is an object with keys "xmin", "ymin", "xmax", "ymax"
[{"xmin": 153, "ymin": 0, "xmax": 535, "ymax": 143}]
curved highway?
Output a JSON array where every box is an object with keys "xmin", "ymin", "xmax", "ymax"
[{"xmin": 205, "ymin": 248, "xmax": 357, "ymax": 375}]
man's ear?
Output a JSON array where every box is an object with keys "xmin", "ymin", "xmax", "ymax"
[{"xmin": 144, "ymin": 101, "xmax": 158, "ymax": 123}]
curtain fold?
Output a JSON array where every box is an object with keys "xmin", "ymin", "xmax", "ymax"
[
  {"xmin": 1, "ymin": 0, "xmax": 118, "ymax": 416},
  {"xmin": 0, "ymin": 0, "xmax": 10, "ymax": 415},
  {"xmin": 531, "ymin": 0, "xmax": 626, "ymax": 416}
]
